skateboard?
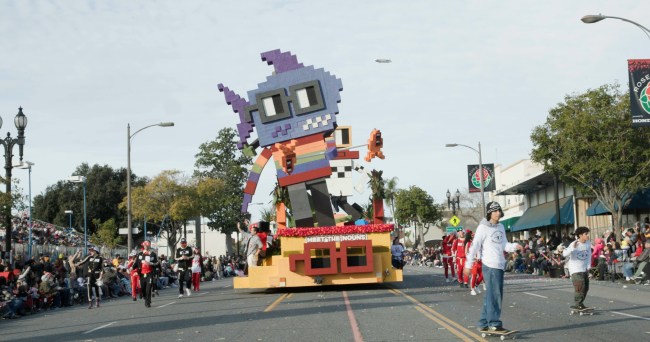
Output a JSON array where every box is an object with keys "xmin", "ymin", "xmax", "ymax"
[
  {"xmin": 569, "ymin": 307, "xmax": 594, "ymax": 316},
  {"xmin": 481, "ymin": 329, "xmax": 518, "ymax": 340}
]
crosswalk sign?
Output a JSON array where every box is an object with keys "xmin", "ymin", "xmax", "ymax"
[{"xmin": 450, "ymin": 215, "xmax": 461, "ymax": 227}]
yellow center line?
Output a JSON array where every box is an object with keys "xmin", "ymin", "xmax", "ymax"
[
  {"xmin": 389, "ymin": 288, "xmax": 488, "ymax": 342},
  {"xmin": 286, "ymin": 293, "xmax": 293, "ymax": 299},
  {"xmin": 264, "ymin": 293, "xmax": 289, "ymax": 312},
  {"xmin": 414, "ymin": 306, "xmax": 473, "ymax": 342}
]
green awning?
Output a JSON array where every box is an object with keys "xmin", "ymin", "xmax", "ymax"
[
  {"xmin": 511, "ymin": 196, "xmax": 574, "ymax": 232},
  {"xmin": 586, "ymin": 189, "xmax": 650, "ymax": 216},
  {"xmin": 500, "ymin": 216, "xmax": 520, "ymax": 232}
]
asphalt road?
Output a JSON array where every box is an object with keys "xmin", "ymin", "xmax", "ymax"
[{"xmin": 1, "ymin": 266, "xmax": 649, "ymax": 342}]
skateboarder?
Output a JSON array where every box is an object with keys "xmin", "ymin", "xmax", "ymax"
[
  {"xmin": 562, "ymin": 226, "xmax": 592, "ymax": 311},
  {"xmin": 464, "ymin": 202, "xmax": 522, "ymax": 334}
]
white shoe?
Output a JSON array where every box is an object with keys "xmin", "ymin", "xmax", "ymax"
[
  {"xmin": 178, "ymin": 294, "xmax": 183, "ymax": 299},
  {"xmin": 185, "ymin": 288, "xmax": 191, "ymax": 297},
  {"xmin": 470, "ymin": 289, "xmax": 477, "ymax": 296},
  {"xmin": 482, "ymin": 283, "xmax": 487, "ymax": 291},
  {"xmin": 475, "ymin": 287, "xmax": 481, "ymax": 294},
  {"xmin": 446, "ymin": 278, "xmax": 450, "ymax": 283}
]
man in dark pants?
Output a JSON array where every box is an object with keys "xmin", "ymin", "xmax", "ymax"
[
  {"xmin": 176, "ymin": 238, "xmax": 193, "ymax": 298},
  {"xmin": 563, "ymin": 227, "xmax": 592, "ymax": 310},
  {"xmin": 75, "ymin": 246, "xmax": 103, "ymax": 309},
  {"xmin": 135, "ymin": 241, "xmax": 159, "ymax": 308}
]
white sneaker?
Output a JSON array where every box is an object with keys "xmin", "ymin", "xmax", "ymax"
[
  {"xmin": 482, "ymin": 283, "xmax": 487, "ymax": 291},
  {"xmin": 178, "ymin": 294, "xmax": 183, "ymax": 299},
  {"xmin": 446, "ymin": 278, "xmax": 450, "ymax": 283},
  {"xmin": 470, "ymin": 289, "xmax": 477, "ymax": 296},
  {"xmin": 185, "ymin": 288, "xmax": 191, "ymax": 297},
  {"xmin": 475, "ymin": 287, "xmax": 481, "ymax": 294}
]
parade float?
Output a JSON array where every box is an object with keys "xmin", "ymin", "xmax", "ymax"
[{"xmin": 218, "ymin": 49, "xmax": 402, "ymax": 288}]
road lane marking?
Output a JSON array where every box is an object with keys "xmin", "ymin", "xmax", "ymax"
[
  {"xmin": 342, "ymin": 291, "xmax": 364, "ymax": 342},
  {"xmin": 389, "ymin": 288, "xmax": 487, "ymax": 342},
  {"xmin": 83, "ymin": 321, "xmax": 116, "ymax": 334},
  {"xmin": 523, "ymin": 292, "xmax": 548, "ymax": 299},
  {"xmin": 414, "ymin": 306, "xmax": 473, "ymax": 342},
  {"xmin": 286, "ymin": 293, "xmax": 293, "ymax": 299},
  {"xmin": 157, "ymin": 301, "xmax": 176, "ymax": 308},
  {"xmin": 612, "ymin": 311, "xmax": 650, "ymax": 321},
  {"xmin": 264, "ymin": 293, "xmax": 289, "ymax": 312}
]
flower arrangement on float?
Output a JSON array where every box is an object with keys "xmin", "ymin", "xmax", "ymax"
[{"xmin": 276, "ymin": 224, "xmax": 394, "ymax": 237}]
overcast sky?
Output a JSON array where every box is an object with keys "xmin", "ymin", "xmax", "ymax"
[{"xmin": 1, "ymin": 0, "xmax": 648, "ymax": 223}]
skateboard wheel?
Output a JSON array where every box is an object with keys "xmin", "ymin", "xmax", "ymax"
[
  {"xmin": 500, "ymin": 336, "xmax": 505, "ymax": 341},
  {"xmin": 481, "ymin": 333, "xmax": 487, "ymax": 338}
]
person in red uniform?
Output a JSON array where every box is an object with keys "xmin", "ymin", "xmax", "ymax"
[
  {"xmin": 453, "ymin": 229, "xmax": 468, "ymax": 287},
  {"xmin": 442, "ymin": 233, "xmax": 456, "ymax": 282},
  {"xmin": 134, "ymin": 241, "xmax": 159, "ymax": 308},
  {"xmin": 465, "ymin": 230, "xmax": 484, "ymax": 296},
  {"xmin": 126, "ymin": 250, "xmax": 141, "ymax": 301}
]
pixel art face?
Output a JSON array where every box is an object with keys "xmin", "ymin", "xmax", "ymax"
[{"xmin": 219, "ymin": 49, "xmax": 343, "ymax": 149}]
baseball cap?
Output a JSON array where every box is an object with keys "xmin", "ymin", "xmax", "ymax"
[{"xmin": 180, "ymin": 238, "xmax": 187, "ymax": 243}]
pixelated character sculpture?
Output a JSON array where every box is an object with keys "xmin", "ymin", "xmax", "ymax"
[{"xmin": 219, "ymin": 49, "xmax": 345, "ymax": 227}]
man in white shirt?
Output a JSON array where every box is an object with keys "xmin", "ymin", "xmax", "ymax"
[
  {"xmin": 562, "ymin": 226, "xmax": 592, "ymax": 310},
  {"xmin": 464, "ymin": 202, "xmax": 522, "ymax": 334}
]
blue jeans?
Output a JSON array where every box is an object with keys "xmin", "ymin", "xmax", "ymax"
[{"xmin": 478, "ymin": 265, "xmax": 504, "ymax": 329}]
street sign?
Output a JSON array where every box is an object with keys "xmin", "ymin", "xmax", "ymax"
[
  {"xmin": 450, "ymin": 215, "xmax": 461, "ymax": 227},
  {"xmin": 119, "ymin": 228, "xmax": 140, "ymax": 235},
  {"xmin": 446, "ymin": 226, "xmax": 463, "ymax": 234}
]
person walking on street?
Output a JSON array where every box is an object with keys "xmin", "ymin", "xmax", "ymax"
[
  {"xmin": 75, "ymin": 246, "xmax": 103, "ymax": 309},
  {"xmin": 127, "ymin": 251, "xmax": 141, "ymax": 301},
  {"xmin": 442, "ymin": 233, "xmax": 456, "ymax": 282},
  {"xmin": 176, "ymin": 238, "xmax": 192, "ymax": 298},
  {"xmin": 563, "ymin": 227, "xmax": 592, "ymax": 310},
  {"xmin": 191, "ymin": 247, "xmax": 203, "ymax": 291},
  {"xmin": 464, "ymin": 202, "xmax": 522, "ymax": 334},
  {"xmin": 453, "ymin": 229, "xmax": 468, "ymax": 287},
  {"xmin": 135, "ymin": 241, "xmax": 159, "ymax": 308}
]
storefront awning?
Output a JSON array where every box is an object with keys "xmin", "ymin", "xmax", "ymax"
[
  {"xmin": 586, "ymin": 189, "xmax": 650, "ymax": 216},
  {"xmin": 500, "ymin": 216, "xmax": 520, "ymax": 232},
  {"xmin": 511, "ymin": 196, "xmax": 574, "ymax": 232}
]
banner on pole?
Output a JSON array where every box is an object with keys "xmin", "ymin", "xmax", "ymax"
[
  {"xmin": 628, "ymin": 59, "xmax": 650, "ymax": 127},
  {"xmin": 467, "ymin": 163, "xmax": 495, "ymax": 193}
]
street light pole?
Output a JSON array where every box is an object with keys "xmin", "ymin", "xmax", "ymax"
[
  {"xmin": 15, "ymin": 161, "xmax": 33, "ymax": 259},
  {"xmin": 1, "ymin": 107, "xmax": 28, "ymax": 266},
  {"xmin": 581, "ymin": 14, "xmax": 650, "ymax": 40},
  {"xmin": 445, "ymin": 142, "xmax": 486, "ymax": 217},
  {"xmin": 64, "ymin": 210, "xmax": 73, "ymax": 231},
  {"xmin": 69, "ymin": 176, "xmax": 87, "ymax": 254},
  {"xmin": 127, "ymin": 122, "xmax": 174, "ymax": 253}
]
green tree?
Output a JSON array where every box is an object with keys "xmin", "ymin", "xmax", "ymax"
[
  {"xmin": 32, "ymin": 163, "xmax": 143, "ymax": 235},
  {"xmin": 91, "ymin": 218, "xmax": 122, "ymax": 248},
  {"xmin": 394, "ymin": 186, "xmax": 443, "ymax": 250},
  {"xmin": 530, "ymin": 83, "xmax": 650, "ymax": 238},
  {"xmin": 121, "ymin": 170, "xmax": 199, "ymax": 250},
  {"xmin": 194, "ymin": 128, "xmax": 252, "ymax": 235}
]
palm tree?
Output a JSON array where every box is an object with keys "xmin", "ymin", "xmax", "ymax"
[{"xmin": 384, "ymin": 176, "xmax": 399, "ymax": 225}]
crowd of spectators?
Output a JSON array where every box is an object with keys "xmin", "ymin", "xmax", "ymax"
[
  {"xmin": 403, "ymin": 223, "xmax": 650, "ymax": 286},
  {"xmin": 3, "ymin": 213, "xmax": 86, "ymax": 247},
  {"xmin": 0, "ymin": 248, "xmax": 252, "ymax": 320}
]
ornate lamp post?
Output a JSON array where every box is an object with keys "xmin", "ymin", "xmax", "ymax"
[
  {"xmin": 445, "ymin": 142, "xmax": 486, "ymax": 217},
  {"xmin": 1, "ymin": 107, "xmax": 27, "ymax": 265},
  {"xmin": 127, "ymin": 122, "xmax": 174, "ymax": 253},
  {"xmin": 446, "ymin": 189, "xmax": 461, "ymax": 216},
  {"xmin": 15, "ymin": 161, "xmax": 33, "ymax": 259}
]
